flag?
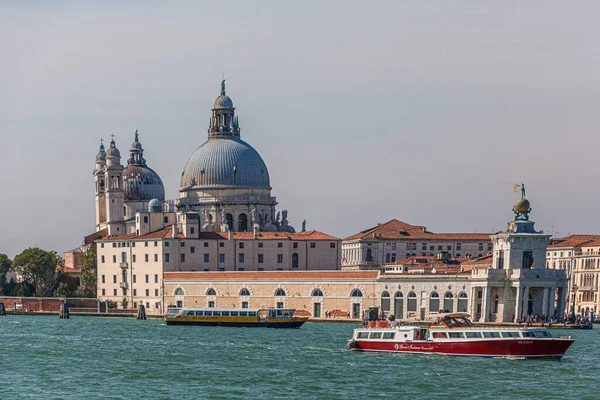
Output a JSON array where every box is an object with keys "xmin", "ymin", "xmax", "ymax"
[{"xmin": 514, "ymin": 183, "xmax": 518, "ymax": 193}]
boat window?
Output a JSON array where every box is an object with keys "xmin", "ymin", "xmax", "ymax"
[
  {"xmin": 205, "ymin": 311, "xmax": 213, "ymax": 316},
  {"xmin": 533, "ymin": 330, "xmax": 551, "ymax": 338},
  {"xmin": 357, "ymin": 332, "xmax": 369, "ymax": 339},
  {"xmin": 240, "ymin": 312, "xmax": 248, "ymax": 316},
  {"xmin": 501, "ymin": 331, "xmax": 520, "ymax": 338},
  {"xmin": 369, "ymin": 332, "xmax": 383, "ymax": 339},
  {"xmin": 432, "ymin": 332, "xmax": 447, "ymax": 339},
  {"xmin": 231, "ymin": 311, "xmax": 239, "ymax": 316},
  {"xmin": 482, "ymin": 332, "xmax": 501, "ymax": 338},
  {"xmin": 448, "ymin": 332, "xmax": 464, "ymax": 339},
  {"xmin": 195, "ymin": 311, "xmax": 204, "ymax": 316},
  {"xmin": 248, "ymin": 312, "xmax": 257, "ymax": 317},
  {"xmin": 382, "ymin": 332, "xmax": 395, "ymax": 339},
  {"xmin": 465, "ymin": 332, "xmax": 482, "ymax": 338},
  {"xmin": 185, "ymin": 311, "xmax": 195, "ymax": 316},
  {"xmin": 213, "ymin": 311, "xmax": 221, "ymax": 316},
  {"xmin": 222, "ymin": 311, "xmax": 230, "ymax": 316},
  {"xmin": 521, "ymin": 331, "xmax": 533, "ymax": 338}
]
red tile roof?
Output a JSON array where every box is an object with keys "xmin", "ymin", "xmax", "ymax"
[
  {"xmin": 102, "ymin": 227, "xmax": 339, "ymax": 242},
  {"xmin": 547, "ymin": 235, "xmax": 600, "ymax": 249},
  {"xmin": 164, "ymin": 271, "xmax": 378, "ymax": 281},
  {"xmin": 343, "ymin": 219, "xmax": 491, "ymax": 241},
  {"xmin": 84, "ymin": 228, "xmax": 108, "ymax": 245}
]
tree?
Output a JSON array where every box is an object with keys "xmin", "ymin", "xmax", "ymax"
[
  {"xmin": 55, "ymin": 273, "xmax": 78, "ymax": 297},
  {"xmin": 81, "ymin": 242, "xmax": 98, "ymax": 297},
  {"xmin": 0, "ymin": 253, "xmax": 11, "ymax": 294},
  {"xmin": 13, "ymin": 247, "xmax": 59, "ymax": 297}
]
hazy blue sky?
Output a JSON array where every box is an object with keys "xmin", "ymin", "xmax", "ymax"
[{"xmin": 1, "ymin": 1, "xmax": 599, "ymax": 258}]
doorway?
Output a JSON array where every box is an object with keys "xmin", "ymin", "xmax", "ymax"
[
  {"xmin": 352, "ymin": 303, "xmax": 360, "ymax": 319},
  {"xmin": 313, "ymin": 303, "xmax": 321, "ymax": 318},
  {"xmin": 394, "ymin": 295, "xmax": 404, "ymax": 319}
]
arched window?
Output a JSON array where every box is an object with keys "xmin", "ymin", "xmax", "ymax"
[
  {"xmin": 443, "ymin": 292, "xmax": 453, "ymax": 312},
  {"xmin": 429, "ymin": 292, "xmax": 440, "ymax": 313},
  {"xmin": 381, "ymin": 291, "xmax": 390, "ymax": 313},
  {"xmin": 407, "ymin": 292, "xmax": 417, "ymax": 312},
  {"xmin": 458, "ymin": 292, "xmax": 468, "ymax": 312},
  {"xmin": 275, "ymin": 288, "xmax": 286, "ymax": 297},
  {"xmin": 385, "ymin": 253, "xmax": 391, "ymax": 263},
  {"xmin": 292, "ymin": 253, "xmax": 299, "ymax": 268},
  {"xmin": 366, "ymin": 249, "xmax": 372, "ymax": 262},
  {"xmin": 406, "ymin": 253, "xmax": 411, "ymax": 258},
  {"xmin": 226, "ymin": 213, "xmax": 234, "ymax": 231},
  {"xmin": 391, "ymin": 253, "xmax": 396, "ymax": 262},
  {"xmin": 206, "ymin": 288, "xmax": 216, "ymax": 296},
  {"xmin": 239, "ymin": 288, "xmax": 250, "ymax": 296},
  {"xmin": 493, "ymin": 294, "xmax": 499, "ymax": 314},
  {"xmin": 393, "ymin": 291, "xmax": 404, "ymax": 319},
  {"xmin": 350, "ymin": 289, "xmax": 363, "ymax": 297},
  {"xmin": 174, "ymin": 288, "xmax": 184, "ymax": 296},
  {"xmin": 311, "ymin": 289, "xmax": 323, "ymax": 297},
  {"xmin": 456, "ymin": 253, "xmax": 461, "ymax": 258},
  {"xmin": 238, "ymin": 213, "xmax": 248, "ymax": 232}
]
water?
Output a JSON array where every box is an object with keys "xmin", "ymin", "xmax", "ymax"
[{"xmin": 0, "ymin": 316, "xmax": 597, "ymax": 399}]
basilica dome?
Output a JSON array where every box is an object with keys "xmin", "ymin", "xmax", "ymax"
[
  {"xmin": 123, "ymin": 164, "xmax": 165, "ymax": 201},
  {"xmin": 180, "ymin": 138, "xmax": 270, "ymax": 189}
]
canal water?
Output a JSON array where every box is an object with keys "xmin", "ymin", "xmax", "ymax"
[{"xmin": 0, "ymin": 316, "xmax": 597, "ymax": 399}]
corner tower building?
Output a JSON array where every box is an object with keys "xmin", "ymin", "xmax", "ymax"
[{"xmin": 178, "ymin": 81, "xmax": 294, "ymax": 233}]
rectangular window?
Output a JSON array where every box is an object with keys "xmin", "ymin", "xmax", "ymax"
[
  {"xmin": 220, "ymin": 242, "xmax": 224, "ymax": 248},
  {"xmin": 218, "ymin": 267, "xmax": 225, "ymax": 271},
  {"xmin": 465, "ymin": 332, "xmax": 482, "ymax": 339},
  {"xmin": 180, "ymin": 241, "xmax": 185, "ymax": 247},
  {"xmin": 102, "ymin": 289, "xmax": 105, "ymax": 296},
  {"xmin": 238, "ymin": 268, "xmax": 244, "ymax": 271},
  {"xmin": 143, "ymin": 216, "xmax": 148, "ymax": 223},
  {"xmin": 190, "ymin": 227, "xmax": 195, "ymax": 234},
  {"xmin": 204, "ymin": 254, "xmax": 209, "ymax": 262},
  {"xmin": 112, "ymin": 243, "xmax": 116, "ymax": 248},
  {"xmin": 208, "ymin": 301, "xmax": 215, "ymax": 308},
  {"xmin": 145, "ymin": 254, "xmax": 149, "ymax": 262},
  {"xmin": 113, "ymin": 275, "xmax": 117, "ymax": 283},
  {"xmin": 369, "ymin": 332, "xmax": 383, "ymax": 339},
  {"xmin": 154, "ymin": 254, "xmax": 158, "ymax": 262},
  {"xmin": 204, "ymin": 242, "xmax": 209, "ymax": 247},
  {"xmin": 165, "ymin": 242, "xmax": 169, "ymax": 247},
  {"xmin": 101, "ymin": 243, "xmax": 104, "ymax": 249},
  {"xmin": 482, "ymin": 332, "xmax": 501, "ymax": 338},
  {"xmin": 154, "ymin": 241, "xmax": 158, "ymax": 247},
  {"xmin": 258, "ymin": 242, "xmax": 263, "ymax": 248},
  {"xmin": 447, "ymin": 245, "xmax": 452, "ymax": 251},
  {"xmin": 448, "ymin": 332, "xmax": 464, "ymax": 339},
  {"xmin": 145, "ymin": 274, "xmax": 149, "ymax": 283},
  {"xmin": 293, "ymin": 242, "xmax": 298, "ymax": 249},
  {"xmin": 132, "ymin": 254, "xmax": 136, "ymax": 263},
  {"xmin": 522, "ymin": 251, "xmax": 533, "ymax": 269},
  {"xmin": 164, "ymin": 253, "xmax": 170, "ymax": 262},
  {"xmin": 497, "ymin": 250, "xmax": 504, "ymax": 269},
  {"xmin": 330, "ymin": 242, "xmax": 336, "ymax": 248},
  {"xmin": 181, "ymin": 254, "xmax": 185, "ymax": 263},
  {"xmin": 154, "ymin": 274, "xmax": 158, "ymax": 283},
  {"xmin": 191, "ymin": 246, "xmax": 195, "ymax": 253},
  {"xmin": 429, "ymin": 246, "xmax": 434, "ymax": 251},
  {"xmin": 112, "ymin": 255, "xmax": 116, "ymax": 263},
  {"xmin": 501, "ymin": 331, "xmax": 520, "ymax": 338},
  {"xmin": 146, "ymin": 289, "xmax": 149, "ymax": 296},
  {"xmin": 382, "ymin": 332, "xmax": 395, "ymax": 339},
  {"xmin": 310, "ymin": 243, "xmax": 316, "ymax": 248},
  {"xmin": 155, "ymin": 289, "xmax": 159, "ymax": 297},
  {"xmin": 277, "ymin": 254, "xmax": 283, "ymax": 263},
  {"xmin": 113, "ymin": 289, "xmax": 117, "ymax": 296},
  {"xmin": 277, "ymin": 242, "xmax": 283, "ymax": 248},
  {"xmin": 219, "ymin": 254, "xmax": 225, "ymax": 262},
  {"xmin": 121, "ymin": 252, "xmax": 126, "ymax": 262},
  {"xmin": 239, "ymin": 242, "xmax": 245, "ymax": 249},
  {"xmin": 145, "ymin": 242, "xmax": 148, "ymax": 247},
  {"xmin": 101, "ymin": 255, "xmax": 105, "ymax": 263},
  {"xmin": 357, "ymin": 332, "xmax": 369, "ymax": 339},
  {"xmin": 164, "ymin": 216, "xmax": 168, "ymax": 224},
  {"xmin": 258, "ymin": 254, "xmax": 264, "ymax": 263},
  {"xmin": 133, "ymin": 275, "xmax": 136, "ymax": 283},
  {"xmin": 133, "ymin": 289, "xmax": 137, "ymax": 296},
  {"xmin": 102, "ymin": 275, "xmax": 105, "ymax": 283},
  {"xmin": 258, "ymin": 268, "xmax": 264, "ymax": 271},
  {"xmin": 239, "ymin": 254, "xmax": 245, "ymax": 263},
  {"xmin": 241, "ymin": 301, "xmax": 248, "ymax": 309}
]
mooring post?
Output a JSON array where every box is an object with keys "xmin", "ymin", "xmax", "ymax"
[
  {"xmin": 59, "ymin": 301, "xmax": 70, "ymax": 319},
  {"xmin": 137, "ymin": 304, "xmax": 147, "ymax": 320},
  {"xmin": 0, "ymin": 302, "xmax": 6, "ymax": 316}
]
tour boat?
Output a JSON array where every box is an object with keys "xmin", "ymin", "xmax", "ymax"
[
  {"xmin": 164, "ymin": 307, "xmax": 309, "ymax": 328},
  {"xmin": 347, "ymin": 313, "xmax": 575, "ymax": 359}
]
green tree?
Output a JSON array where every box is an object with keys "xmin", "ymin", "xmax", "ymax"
[
  {"xmin": 13, "ymin": 247, "xmax": 59, "ymax": 297},
  {"xmin": 0, "ymin": 253, "xmax": 11, "ymax": 294},
  {"xmin": 55, "ymin": 273, "xmax": 78, "ymax": 297},
  {"xmin": 81, "ymin": 241, "xmax": 98, "ymax": 297}
]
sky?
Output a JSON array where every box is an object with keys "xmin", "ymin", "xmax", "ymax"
[{"xmin": 1, "ymin": 1, "xmax": 600, "ymax": 258}]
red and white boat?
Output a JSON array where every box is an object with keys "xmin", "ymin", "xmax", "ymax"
[{"xmin": 348, "ymin": 313, "xmax": 575, "ymax": 359}]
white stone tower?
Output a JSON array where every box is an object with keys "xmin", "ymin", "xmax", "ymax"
[
  {"xmin": 94, "ymin": 139, "xmax": 107, "ymax": 230},
  {"xmin": 103, "ymin": 136, "xmax": 126, "ymax": 235}
]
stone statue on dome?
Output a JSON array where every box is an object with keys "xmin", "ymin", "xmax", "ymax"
[{"xmin": 302, "ymin": 219, "xmax": 306, "ymax": 232}]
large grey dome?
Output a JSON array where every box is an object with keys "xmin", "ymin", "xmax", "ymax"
[
  {"xmin": 123, "ymin": 164, "xmax": 165, "ymax": 201},
  {"xmin": 181, "ymin": 138, "xmax": 270, "ymax": 189},
  {"xmin": 214, "ymin": 94, "xmax": 233, "ymax": 109}
]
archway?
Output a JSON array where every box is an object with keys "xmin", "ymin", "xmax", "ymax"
[
  {"xmin": 394, "ymin": 292, "xmax": 404, "ymax": 319},
  {"xmin": 238, "ymin": 213, "xmax": 248, "ymax": 232}
]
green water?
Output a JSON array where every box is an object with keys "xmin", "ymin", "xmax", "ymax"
[{"xmin": 0, "ymin": 316, "xmax": 597, "ymax": 399}]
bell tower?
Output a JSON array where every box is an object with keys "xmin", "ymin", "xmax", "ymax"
[
  {"xmin": 94, "ymin": 139, "xmax": 107, "ymax": 230},
  {"xmin": 104, "ymin": 136, "xmax": 125, "ymax": 235}
]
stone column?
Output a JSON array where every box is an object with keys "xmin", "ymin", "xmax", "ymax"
[
  {"xmin": 514, "ymin": 285, "xmax": 522, "ymax": 323},
  {"xmin": 557, "ymin": 287, "xmax": 566, "ymax": 318},
  {"xmin": 548, "ymin": 287, "xmax": 556, "ymax": 317},
  {"xmin": 541, "ymin": 287, "xmax": 549, "ymax": 317},
  {"xmin": 522, "ymin": 286, "xmax": 530, "ymax": 320},
  {"xmin": 470, "ymin": 287, "xmax": 477, "ymax": 318},
  {"xmin": 481, "ymin": 286, "xmax": 490, "ymax": 322}
]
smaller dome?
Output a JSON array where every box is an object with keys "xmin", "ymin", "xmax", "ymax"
[
  {"xmin": 148, "ymin": 199, "xmax": 162, "ymax": 213},
  {"xmin": 106, "ymin": 139, "xmax": 120, "ymax": 158},
  {"xmin": 96, "ymin": 143, "xmax": 106, "ymax": 162},
  {"xmin": 214, "ymin": 94, "xmax": 234, "ymax": 109},
  {"xmin": 514, "ymin": 198, "xmax": 531, "ymax": 213}
]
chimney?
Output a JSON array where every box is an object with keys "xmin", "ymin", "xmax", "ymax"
[
  {"xmin": 172, "ymin": 224, "xmax": 177, "ymax": 239},
  {"xmin": 228, "ymin": 230, "xmax": 233, "ymax": 241},
  {"xmin": 253, "ymin": 224, "xmax": 258, "ymax": 239}
]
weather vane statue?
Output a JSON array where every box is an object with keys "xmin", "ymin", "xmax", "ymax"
[
  {"xmin": 512, "ymin": 183, "xmax": 532, "ymax": 221},
  {"xmin": 221, "ymin": 79, "xmax": 226, "ymax": 95}
]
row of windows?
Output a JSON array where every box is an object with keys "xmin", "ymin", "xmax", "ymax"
[
  {"xmin": 101, "ymin": 288, "xmax": 159, "ymax": 297},
  {"xmin": 179, "ymin": 288, "xmax": 325, "ymax": 297},
  {"xmin": 102, "ymin": 274, "xmax": 159, "ymax": 284},
  {"xmin": 102, "ymin": 240, "xmax": 333, "ymax": 250}
]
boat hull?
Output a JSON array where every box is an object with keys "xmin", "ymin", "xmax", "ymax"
[
  {"xmin": 350, "ymin": 338, "xmax": 575, "ymax": 359},
  {"xmin": 165, "ymin": 319, "xmax": 307, "ymax": 328}
]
